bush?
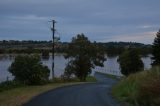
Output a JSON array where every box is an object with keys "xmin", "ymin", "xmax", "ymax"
[
  {"xmin": 9, "ymin": 54, "xmax": 50, "ymax": 85},
  {"xmin": 113, "ymin": 66, "xmax": 160, "ymax": 106},
  {"xmin": 41, "ymin": 49, "xmax": 50, "ymax": 59},
  {"xmin": 137, "ymin": 67, "xmax": 160, "ymax": 106},
  {"xmin": 0, "ymin": 81, "xmax": 24, "ymax": 92},
  {"xmin": 118, "ymin": 48, "xmax": 144, "ymax": 76}
]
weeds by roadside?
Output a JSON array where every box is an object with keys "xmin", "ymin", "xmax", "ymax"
[
  {"xmin": 0, "ymin": 81, "xmax": 25, "ymax": 92},
  {"xmin": 112, "ymin": 66, "xmax": 160, "ymax": 106}
]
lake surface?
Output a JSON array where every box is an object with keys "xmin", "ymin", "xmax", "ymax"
[{"xmin": 0, "ymin": 54, "xmax": 152, "ymax": 82}]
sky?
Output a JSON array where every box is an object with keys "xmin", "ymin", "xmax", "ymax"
[{"xmin": 0, "ymin": 0, "xmax": 159, "ymax": 44}]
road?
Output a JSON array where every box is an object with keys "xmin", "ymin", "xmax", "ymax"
[{"xmin": 24, "ymin": 72, "xmax": 121, "ymax": 106}]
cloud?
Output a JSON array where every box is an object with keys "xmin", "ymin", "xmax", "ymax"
[
  {"xmin": 138, "ymin": 25, "xmax": 152, "ymax": 29},
  {"xmin": 99, "ymin": 31, "xmax": 157, "ymax": 44},
  {"xmin": 137, "ymin": 25, "xmax": 158, "ymax": 29},
  {"xmin": 0, "ymin": 0, "xmax": 160, "ymax": 44},
  {"xmin": 10, "ymin": 15, "xmax": 51, "ymax": 21}
]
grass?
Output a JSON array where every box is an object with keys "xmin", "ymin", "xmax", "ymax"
[
  {"xmin": 112, "ymin": 66, "xmax": 160, "ymax": 106},
  {"xmin": 0, "ymin": 76, "xmax": 96, "ymax": 106},
  {"xmin": 86, "ymin": 76, "xmax": 97, "ymax": 82},
  {"xmin": 0, "ymin": 81, "xmax": 25, "ymax": 92}
]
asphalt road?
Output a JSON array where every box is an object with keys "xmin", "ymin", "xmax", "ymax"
[{"xmin": 24, "ymin": 72, "xmax": 121, "ymax": 106}]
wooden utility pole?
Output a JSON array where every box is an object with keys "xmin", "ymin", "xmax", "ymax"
[{"xmin": 51, "ymin": 20, "xmax": 56, "ymax": 78}]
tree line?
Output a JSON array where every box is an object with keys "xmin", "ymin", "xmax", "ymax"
[
  {"xmin": 0, "ymin": 40, "xmax": 152, "ymax": 56},
  {"xmin": 118, "ymin": 30, "xmax": 160, "ymax": 76},
  {"xmin": 5, "ymin": 29, "xmax": 160, "ymax": 85}
]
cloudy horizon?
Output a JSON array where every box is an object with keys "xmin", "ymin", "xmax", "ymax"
[{"xmin": 0, "ymin": 0, "xmax": 159, "ymax": 44}]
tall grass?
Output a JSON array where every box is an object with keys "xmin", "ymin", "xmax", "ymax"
[
  {"xmin": 112, "ymin": 66, "xmax": 160, "ymax": 106},
  {"xmin": 0, "ymin": 81, "xmax": 25, "ymax": 92}
]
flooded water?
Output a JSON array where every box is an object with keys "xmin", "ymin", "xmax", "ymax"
[{"xmin": 0, "ymin": 54, "xmax": 152, "ymax": 82}]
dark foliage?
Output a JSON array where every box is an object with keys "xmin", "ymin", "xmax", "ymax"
[
  {"xmin": 98, "ymin": 42, "xmax": 151, "ymax": 56},
  {"xmin": 0, "ymin": 40, "xmax": 151, "ymax": 55},
  {"xmin": 0, "ymin": 81, "xmax": 24, "ymax": 92},
  {"xmin": 138, "ymin": 76, "xmax": 160, "ymax": 106},
  {"xmin": 41, "ymin": 49, "xmax": 50, "ymax": 59},
  {"xmin": 9, "ymin": 55, "xmax": 50, "ymax": 85},
  {"xmin": 64, "ymin": 34, "xmax": 106, "ymax": 81},
  {"xmin": 152, "ymin": 30, "xmax": 160, "ymax": 66},
  {"xmin": 118, "ymin": 48, "xmax": 144, "ymax": 76},
  {"xmin": 0, "ymin": 49, "xmax": 5, "ymax": 54}
]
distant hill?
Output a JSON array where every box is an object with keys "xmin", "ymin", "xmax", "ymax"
[
  {"xmin": 98, "ymin": 42, "xmax": 151, "ymax": 48},
  {"xmin": 97, "ymin": 42, "xmax": 152, "ymax": 56},
  {"xmin": 0, "ymin": 40, "xmax": 152, "ymax": 56}
]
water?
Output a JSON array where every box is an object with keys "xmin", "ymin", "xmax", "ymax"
[{"xmin": 0, "ymin": 54, "xmax": 152, "ymax": 82}]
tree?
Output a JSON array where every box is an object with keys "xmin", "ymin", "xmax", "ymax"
[
  {"xmin": 0, "ymin": 49, "xmax": 5, "ymax": 54},
  {"xmin": 41, "ymin": 49, "xmax": 50, "ymax": 59},
  {"xmin": 9, "ymin": 54, "xmax": 50, "ymax": 85},
  {"xmin": 118, "ymin": 49, "xmax": 144, "ymax": 76},
  {"xmin": 152, "ymin": 30, "xmax": 160, "ymax": 66},
  {"xmin": 64, "ymin": 34, "xmax": 106, "ymax": 81}
]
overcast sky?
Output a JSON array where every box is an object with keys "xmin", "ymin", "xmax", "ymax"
[{"xmin": 0, "ymin": 0, "xmax": 159, "ymax": 44}]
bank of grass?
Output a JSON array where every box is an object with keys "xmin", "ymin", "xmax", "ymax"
[
  {"xmin": 86, "ymin": 76, "xmax": 97, "ymax": 82},
  {"xmin": 0, "ymin": 81, "xmax": 24, "ymax": 92},
  {"xmin": 0, "ymin": 76, "xmax": 96, "ymax": 106},
  {"xmin": 112, "ymin": 66, "xmax": 160, "ymax": 106}
]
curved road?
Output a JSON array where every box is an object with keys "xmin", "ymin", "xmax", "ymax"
[{"xmin": 24, "ymin": 72, "xmax": 121, "ymax": 106}]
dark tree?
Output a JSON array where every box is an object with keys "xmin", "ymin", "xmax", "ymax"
[
  {"xmin": 42, "ymin": 49, "xmax": 50, "ymax": 59},
  {"xmin": 152, "ymin": 30, "xmax": 160, "ymax": 66},
  {"xmin": 0, "ymin": 49, "xmax": 5, "ymax": 54},
  {"xmin": 118, "ymin": 49, "xmax": 144, "ymax": 76},
  {"xmin": 9, "ymin": 55, "xmax": 50, "ymax": 85},
  {"xmin": 64, "ymin": 34, "xmax": 106, "ymax": 81}
]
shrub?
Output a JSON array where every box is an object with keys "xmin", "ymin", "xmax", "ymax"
[
  {"xmin": 113, "ymin": 66, "xmax": 160, "ymax": 106},
  {"xmin": 41, "ymin": 49, "xmax": 50, "ymax": 59},
  {"xmin": 138, "ymin": 77, "xmax": 160, "ymax": 105},
  {"xmin": 0, "ymin": 81, "xmax": 24, "ymax": 92},
  {"xmin": 137, "ymin": 67, "xmax": 160, "ymax": 106},
  {"xmin": 118, "ymin": 48, "xmax": 144, "ymax": 76},
  {"xmin": 9, "ymin": 54, "xmax": 50, "ymax": 85}
]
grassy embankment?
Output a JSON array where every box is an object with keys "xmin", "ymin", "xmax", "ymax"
[
  {"xmin": 0, "ymin": 76, "xmax": 96, "ymax": 106},
  {"xmin": 112, "ymin": 66, "xmax": 160, "ymax": 106}
]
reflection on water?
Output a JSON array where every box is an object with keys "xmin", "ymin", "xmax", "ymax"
[
  {"xmin": 0, "ymin": 54, "xmax": 152, "ymax": 82},
  {"xmin": 42, "ymin": 55, "xmax": 70, "ymax": 79},
  {"xmin": 142, "ymin": 55, "xmax": 152, "ymax": 70},
  {"xmin": 0, "ymin": 57, "xmax": 13, "ymax": 82}
]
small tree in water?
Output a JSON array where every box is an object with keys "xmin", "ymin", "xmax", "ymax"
[
  {"xmin": 152, "ymin": 30, "xmax": 160, "ymax": 66},
  {"xmin": 118, "ymin": 48, "xmax": 144, "ymax": 76},
  {"xmin": 64, "ymin": 34, "xmax": 106, "ymax": 81}
]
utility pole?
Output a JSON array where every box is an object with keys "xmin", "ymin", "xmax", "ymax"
[{"xmin": 51, "ymin": 20, "xmax": 56, "ymax": 79}]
